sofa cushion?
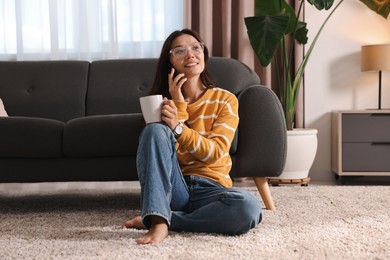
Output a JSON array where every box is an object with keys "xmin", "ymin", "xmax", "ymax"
[
  {"xmin": 0, "ymin": 98, "xmax": 7, "ymax": 116},
  {"xmin": 63, "ymin": 114, "xmax": 144, "ymax": 157},
  {"xmin": 0, "ymin": 117, "xmax": 64, "ymax": 158},
  {"xmin": 0, "ymin": 61, "xmax": 90, "ymax": 122},
  {"xmin": 86, "ymin": 59, "xmax": 157, "ymax": 116}
]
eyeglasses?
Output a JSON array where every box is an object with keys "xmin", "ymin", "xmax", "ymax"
[{"xmin": 169, "ymin": 42, "xmax": 204, "ymax": 58}]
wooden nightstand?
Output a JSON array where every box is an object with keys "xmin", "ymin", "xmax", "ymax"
[{"xmin": 331, "ymin": 110, "xmax": 390, "ymax": 184}]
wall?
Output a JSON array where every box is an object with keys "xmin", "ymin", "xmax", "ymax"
[{"xmin": 305, "ymin": 0, "xmax": 390, "ymax": 182}]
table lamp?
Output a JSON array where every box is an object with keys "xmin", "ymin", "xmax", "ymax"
[{"xmin": 361, "ymin": 44, "xmax": 390, "ymax": 110}]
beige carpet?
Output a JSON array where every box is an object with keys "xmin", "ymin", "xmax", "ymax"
[{"xmin": 0, "ymin": 184, "xmax": 389, "ymax": 259}]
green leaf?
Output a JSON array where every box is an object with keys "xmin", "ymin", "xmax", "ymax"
[
  {"xmin": 307, "ymin": 0, "xmax": 335, "ymax": 10},
  {"xmin": 253, "ymin": 1, "xmax": 308, "ymax": 45},
  {"xmin": 255, "ymin": 0, "xmax": 281, "ymax": 16},
  {"xmin": 245, "ymin": 15, "xmax": 290, "ymax": 67},
  {"xmin": 255, "ymin": 0, "xmax": 298, "ymax": 33},
  {"xmin": 295, "ymin": 21, "xmax": 308, "ymax": 45},
  {"xmin": 283, "ymin": 1, "xmax": 300, "ymax": 35},
  {"xmin": 359, "ymin": 0, "xmax": 390, "ymax": 19}
]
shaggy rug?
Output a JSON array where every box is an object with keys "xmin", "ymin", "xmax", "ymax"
[{"xmin": 0, "ymin": 184, "xmax": 389, "ymax": 259}]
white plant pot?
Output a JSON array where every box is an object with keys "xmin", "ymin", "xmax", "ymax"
[{"xmin": 275, "ymin": 128, "xmax": 318, "ymax": 180}]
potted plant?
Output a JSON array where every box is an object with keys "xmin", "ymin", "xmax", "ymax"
[{"xmin": 244, "ymin": 0, "xmax": 388, "ymax": 182}]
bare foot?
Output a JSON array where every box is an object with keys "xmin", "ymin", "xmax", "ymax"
[
  {"xmin": 136, "ymin": 216, "xmax": 169, "ymax": 245},
  {"xmin": 122, "ymin": 216, "xmax": 146, "ymax": 229}
]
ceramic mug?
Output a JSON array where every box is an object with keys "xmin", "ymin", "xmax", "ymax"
[{"xmin": 139, "ymin": 94, "xmax": 163, "ymax": 124}]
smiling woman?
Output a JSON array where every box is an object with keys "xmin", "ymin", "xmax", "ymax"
[{"xmin": 0, "ymin": 0, "xmax": 184, "ymax": 60}]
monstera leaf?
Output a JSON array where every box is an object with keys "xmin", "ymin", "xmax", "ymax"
[{"xmin": 360, "ymin": 0, "xmax": 390, "ymax": 18}]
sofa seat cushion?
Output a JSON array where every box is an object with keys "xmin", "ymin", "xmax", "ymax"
[
  {"xmin": 0, "ymin": 117, "xmax": 64, "ymax": 158},
  {"xmin": 63, "ymin": 114, "xmax": 144, "ymax": 157}
]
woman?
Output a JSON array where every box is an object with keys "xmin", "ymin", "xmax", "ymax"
[{"xmin": 123, "ymin": 29, "xmax": 262, "ymax": 244}]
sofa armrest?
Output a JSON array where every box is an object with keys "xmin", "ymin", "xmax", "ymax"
[{"xmin": 235, "ymin": 85, "xmax": 287, "ymax": 178}]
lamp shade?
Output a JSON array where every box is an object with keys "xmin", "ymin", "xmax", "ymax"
[{"xmin": 361, "ymin": 44, "xmax": 390, "ymax": 72}]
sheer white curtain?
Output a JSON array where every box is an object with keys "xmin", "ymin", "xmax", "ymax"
[{"xmin": 0, "ymin": 0, "xmax": 184, "ymax": 60}]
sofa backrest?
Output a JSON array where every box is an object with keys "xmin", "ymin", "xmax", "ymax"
[
  {"xmin": 86, "ymin": 59, "xmax": 156, "ymax": 116},
  {"xmin": 0, "ymin": 57, "xmax": 260, "ymax": 120},
  {"xmin": 86, "ymin": 57, "xmax": 260, "ymax": 116},
  {"xmin": 207, "ymin": 57, "xmax": 260, "ymax": 95},
  {"xmin": 0, "ymin": 61, "xmax": 90, "ymax": 122}
]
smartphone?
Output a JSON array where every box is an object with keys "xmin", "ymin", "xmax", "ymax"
[{"xmin": 170, "ymin": 66, "xmax": 179, "ymax": 78}]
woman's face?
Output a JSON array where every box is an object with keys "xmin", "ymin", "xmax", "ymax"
[{"xmin": 169, "ymin": 34, "xmax": 205, "ymax": 79}]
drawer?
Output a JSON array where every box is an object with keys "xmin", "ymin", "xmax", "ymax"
[
  {"xmin": 343, "ymin": 143, "xmax": 390, "ymax": 171},
  {"xmin": 342, "ymin": 113, "xmax": 390, "ymax": 142}
]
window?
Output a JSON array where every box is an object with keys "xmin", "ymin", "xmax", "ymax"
[{"xmin": 0, "ymin": 0, "xmax": 184, "ymax": 60}]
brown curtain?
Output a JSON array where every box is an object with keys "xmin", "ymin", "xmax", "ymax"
[{"xmin": 185, "ymin": 0, "xmax": 304, "ymax": 128}]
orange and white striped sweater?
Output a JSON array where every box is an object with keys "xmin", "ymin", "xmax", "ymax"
[{"xmin": 173, "ymin": 87, "xmax": 239, "ymax": 188}]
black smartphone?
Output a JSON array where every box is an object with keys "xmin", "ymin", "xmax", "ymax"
[{"xmin": 170, "ymin": 66, "xmax": 179, "ymax": 78}]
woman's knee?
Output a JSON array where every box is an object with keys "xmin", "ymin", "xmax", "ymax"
[
  {"xmin": 228, "ymin": 189, "xmax": 262, "ymax": 234},
  {"xmin": 244, "ymin": 191, "xmax": 262, "ymax": 215}
]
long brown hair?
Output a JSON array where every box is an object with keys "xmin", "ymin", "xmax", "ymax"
[{"xmin": 149, "ymin": 29, "xmax": 215, "ymax": 98}]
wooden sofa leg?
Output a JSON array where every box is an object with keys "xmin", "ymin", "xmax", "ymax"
[{"xmin": 253, "ymin": 177, "xmax": 275, "ymax": 210}]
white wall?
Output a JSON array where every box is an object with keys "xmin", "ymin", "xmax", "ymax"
[{"xmin": 305, "ymin": 0, "xmax": 390, "ymax": 182}]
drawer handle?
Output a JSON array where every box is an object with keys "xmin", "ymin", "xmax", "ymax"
[
  {"xmin": 372, "ymin": 142, "xmax": 390, "ymax": 145},
  {"xmin": 371, "ymin": 114, "xmax": 390, "ymax": 116}
]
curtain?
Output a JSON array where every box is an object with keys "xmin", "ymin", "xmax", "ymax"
[
  {"xmin": 186, "ymin": 0, "xmax": 304, "ymax": 128},
  {"xmin": 0, "ymin": 0, "xmax": 184, "ymax": 61},
  {"xmin": 185, "ymin": 0, "xmax": 256, "ymax": 70}
]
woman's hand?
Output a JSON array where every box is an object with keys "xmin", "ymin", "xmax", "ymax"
[
  {"xmin": 168, "ymin": 68, "xmax": 186, "ymax": 102},
  {"xmin": 161, "ymin": 97, "xmax": 179, "ymax": 130}
]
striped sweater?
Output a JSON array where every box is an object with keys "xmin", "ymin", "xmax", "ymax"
[{"xmin": 173, "ymin": 87, "xmax": 239, "ymax": 188}]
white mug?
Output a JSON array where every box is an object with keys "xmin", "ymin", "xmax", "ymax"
[{"xmin": 139, "ymin": 95, "xmax": 163, "ymax": 124}]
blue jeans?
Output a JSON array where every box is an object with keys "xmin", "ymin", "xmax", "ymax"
[{"xmin": 136, "ymin": 123, "xmax": 262, "ymax": 235}]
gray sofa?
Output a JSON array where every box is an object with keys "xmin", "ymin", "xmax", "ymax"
[{"xmin": 0, "ymin": 57, "xmax": 286, "ymax": 209}]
